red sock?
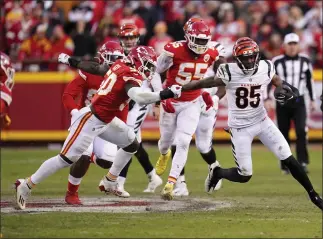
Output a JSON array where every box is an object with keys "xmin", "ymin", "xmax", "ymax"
[{"xmin": 67, "ymin": 182, "xmax": 79, "ymax": 194}]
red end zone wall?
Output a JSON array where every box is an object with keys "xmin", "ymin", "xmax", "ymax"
[{"xmin": 1, "ymin": 71, "xmax": 322, "ymax": 141}]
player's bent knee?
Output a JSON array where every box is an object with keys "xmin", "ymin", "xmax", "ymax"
[
  {"xmin": 240, "ymin": 174, "xmax": 252, "ymax": 183},
  {"xmin": 238, "ymin": 164, "xmax": 253, "ymax": 178},
  {"xmin": 123, "ymin": 138, "xmax": 139, "ymax": 153},
  {"xmin": 95, "ymin": 158, "xmax": 113, "ymax": 169},
  {"xmin": 196, "ymin": 141, "xmax": 211, "ymax": 154},
  {"xmin": 59, "ymin": 153, "xmax": 75, "ymax": 165}
]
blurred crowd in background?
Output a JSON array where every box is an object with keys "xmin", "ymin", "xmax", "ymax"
[{"xmin": 1, "ymin": 0, "xmax": 322, "ymax": 72}]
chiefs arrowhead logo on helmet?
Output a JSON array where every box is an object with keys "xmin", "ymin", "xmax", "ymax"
[
  {"xmin": 97, "ymin": 41, "xmax": 124, "ymax": 66},
  {"xmin": 127, "ymin": 46, "xmax": 157, "ymax": 81},
  {"xmin": 185, "ymin": 21, "xmax": 211, "ymax": 55}
]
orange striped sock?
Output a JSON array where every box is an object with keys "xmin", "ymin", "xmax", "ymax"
[
  {"xmin": 167, "ymin": 176, "xmax": 177, "ymax": 184},
  {"xmin": 106, "ymin": 172, "xmax": 117, "ymax": 182},
  {"xmin": 27, "ymin": 177, "xmax": 35, "ymax": 189}
]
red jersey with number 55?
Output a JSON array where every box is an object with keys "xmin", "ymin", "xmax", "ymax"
[
  {"xmin": 91, "ymin": 60, "xmax": 143, "ymax": 123},
  {"xmin": 163, "ymin": 41, "xmax": 219, "ymax": 101}
]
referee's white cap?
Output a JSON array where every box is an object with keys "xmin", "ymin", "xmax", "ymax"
[{"xmin": 284, "ymin": 33, "xmax": 300, "ymax": 44}]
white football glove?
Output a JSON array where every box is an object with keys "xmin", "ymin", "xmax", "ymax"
[
  {"xmin": 58, "ymin": 53, "xmax": 71, "ymax": 65},
  {"xmin": 169, "ymin": 85, "xmax": 182, "ymax": 99}
]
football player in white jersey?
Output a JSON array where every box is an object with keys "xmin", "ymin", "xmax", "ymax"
[
  {"xmin": 181, "ymin": 37, "xmax": 323, "ymax": 210},
  {"xmin": 171, "ymin": 40, "xmax": 227, "ymax": 196}
]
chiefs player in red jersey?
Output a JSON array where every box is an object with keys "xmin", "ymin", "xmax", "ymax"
[
  {"xmin": 14, "ymin": 46, "xmax": 182, "ymax": 210},
  {"xmin": 62, "ymin": 25, "xmax": 163, "ymax": 205},
  {"xmin": 62, "ymin": 41, "xmax": 125, "ymax": 204},
  {"xmin": 0, "ymin": 52, "xmax": 15, "ymax": 129},
  {"xmin": 166, "ymin": 17, "xmax": 227, "ymax": 196},
  {"xmin": 150, "ymin": 20, "xmax": 221, "ymax": 200}
]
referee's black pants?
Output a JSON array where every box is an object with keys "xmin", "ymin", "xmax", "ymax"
[{"xmin": 276, "ymin": 96, "xmax": 309, "ymax": 168}]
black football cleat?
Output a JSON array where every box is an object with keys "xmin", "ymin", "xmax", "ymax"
[{"xmin": 309, "ymin": 191, "xmax": 323, "ymax": 210}]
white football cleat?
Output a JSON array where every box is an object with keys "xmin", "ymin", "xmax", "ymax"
[
  {"xmin": 116, "ymin": 184, "xmax": 130, "ymax": 198},
  {"xmin": 14, "ymin": 179, "xmax": 31, "ymax": 210},
  {"xmin": 173, "ymin": 180, "xmax": 189, "ymax": 196},
  {"xmin": 99, "ymin": 176, "xmax": 128, "ymax": 198},
  {"xmin": 143, "ymin": 173, "xmax": 163, "ymax": 193},
  {"xmin": 205, "ymin": 161, "xmax": 223, "ymax": 193}
]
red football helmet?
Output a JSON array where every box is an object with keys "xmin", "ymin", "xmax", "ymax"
[
  {"xmin": 126, "ymin": 46, "xmax": 157, "ymax": 81},
  {"xmin": 0, "ymin": 52, "xmax": 15, "ymax": 90},
  {"xmin": 183, "ymin": 17, "xmax": 203, "ymax": 33},
  {"xmin": 118, "ymin": 23, "xmax": 140, "ymax": 54},
  {"xmin": 97, "ymin": 41, "xmax": 124, "ymax": 66},
  {"xmin": 185, "ymin": 21, "xmax": 211, "ymax": 54},
  {"xmin": 233, "ymin": 37, "xmax": 260, "ymax": 74}
]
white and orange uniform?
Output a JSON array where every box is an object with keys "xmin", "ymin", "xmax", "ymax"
[{"xmin": 217, "ymin": 61, "xmax": 292, "ymax": 176}]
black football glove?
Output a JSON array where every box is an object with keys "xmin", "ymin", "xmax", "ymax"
[{"xmin": 274, "ymin": 81, "xmax": 299, "ymax": 105}]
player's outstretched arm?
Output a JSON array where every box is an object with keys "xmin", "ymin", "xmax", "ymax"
[
  {"xmin": 182, "ymin": 76, "xmax": 226, "ymax": 92},
  {"xmin": 58, "ymin": 53, "xmax": 108, "ymax": 76},
  {"xmin": 125, "ymin": 83, "xmax": 181, "ymax": 105}
]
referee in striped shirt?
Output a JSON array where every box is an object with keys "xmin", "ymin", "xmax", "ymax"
[{"xmin": 265, "ymin": 33, "xmax": 316, "ymax": 174}]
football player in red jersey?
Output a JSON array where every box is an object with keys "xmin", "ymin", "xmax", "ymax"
[
  {"xmin": 14, "ymin": 46, "xmax": 182, "ymax": 210},
  {"xmin": 150, "ymin": 20, "xmax": 222, "ymax": 200},
  {"xmin": 63, "ymin": 25, "xmax": 163, "ymax": 205},
  {"xmin": 62, "ymin": 41, "xmax": 125, "ymax": 204},
  {"xmin": 167, "ymin": 17, "xmax": 227, "ymax": 196},
  {"xmin": 118, "ymin": 23, "xmax": 140, "ymax": 55},
  {"xmin": 0, "ymin": 52, "xmax": 15, "ymax": 129}
]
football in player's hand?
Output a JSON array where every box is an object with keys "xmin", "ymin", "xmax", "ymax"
[{"xmin": 274, "ymin": 85, "xmax": 295, "ymax": 105}]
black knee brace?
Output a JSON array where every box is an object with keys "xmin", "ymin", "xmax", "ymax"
[{"xmin": 95, "ymin": 158, "xmax": 113, "ymax": 169}]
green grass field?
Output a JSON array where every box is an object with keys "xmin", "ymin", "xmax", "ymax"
[{"xmin": 1, "ymin": 145, "xmax": 322, "ymax": 238}]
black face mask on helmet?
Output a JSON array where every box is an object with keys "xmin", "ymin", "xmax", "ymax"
[{"xmin": 235, "ymin": 52, "xmax": 260, "ymax": 74}]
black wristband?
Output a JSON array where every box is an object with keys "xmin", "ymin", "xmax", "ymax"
[
  {"xmin": 155, "ymin": 101, "xmax": 161, "ymax": 106},
  {"xmin": 68, "ymin": 57, "xmax": 81, "ymax": 68},
  {"xmin": 159, "ymin": 88, "xmax": 174, "ymax": 100}
]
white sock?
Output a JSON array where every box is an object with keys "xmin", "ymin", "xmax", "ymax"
[
  {"xmin": 147, "ymin": 168, "xmax": 156, "ymax": 178},
  {"xmin": 169, "ymin": 133, "xmax": 191, "ymax": 179},
  {"xmin": 68, "ymin": 174, "xmax": 82, "ymax": 185},
  {"xmin": 178, "ymin": 175, "xmax": 185, "ymax": 182},
  {"xmin": 31, "ymin": 155, "xmax": 70, "ymax": 184},
  {"xmin": 117, "ymin": 176, "xmax": 126, "ymax": 187},
  {"xmin": 109, "ymin": 149, "xmax": 133, "ymax": 177}
]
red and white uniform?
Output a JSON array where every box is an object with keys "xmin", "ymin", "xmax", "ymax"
[
  {"xmin": 162, "ymin": 41, "xmax": 219, "ymax": 102},
  {"xmin": 63, "ymin": 70, "xmax": 102, "ymax": 111},
  {"xmin": 91, "ymin": 60, "xmax": 143, "ymax": 123},
  {"xmin": 0, "ymin": 52, "xmax": 15, "ymax": 129},
  {"xmin": 60, "ymin": 60, "xmax": 142, "ymax": 162},
  {"xmin": 63, "ymin": 70, "xmax": 118, "ymax": 161},
  {"xmin": 152, "ymin": 39, "xmax": 219, "ymax": 180}
]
